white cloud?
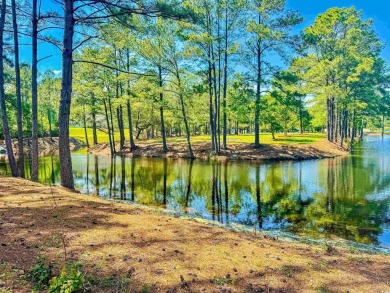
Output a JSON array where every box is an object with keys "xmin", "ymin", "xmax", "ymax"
[{"xmin": 53, "ymin": 70, "xmax": 62, "ymax": 75}]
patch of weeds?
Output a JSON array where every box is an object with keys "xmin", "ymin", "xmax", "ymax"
[
  {"xmin": 347, "ymin": 255, "xmax": 370, "ymax": 263},
  {"xmin": 27, "ymin": 257, "xmax": 53, "ymax": 290},
  {"xmin": 44, "ymin": 236, "xmax": 63, "ymax": 249},
  {"xmin": 117, "ymin": 277, "xmax": 132, "ymax": 292},
  {"xmin": 49, "ymin": 262, "xmax": 84, "ymax": 293},
  {"xmin": 85, "ymin": 275, "xmax": 132, "ymax": 292},
  {"xmin": 348, "ymin": 246, "xmax": 357, "ymax": 254},
  {"xmin": 95, "ymin": 276, "xmax": 115, "ymax": 287},
  {"xmin": 308, "ymin": 261, "xmax": 328, "ymax": 272},
  {"xmin": 279, "ymin": 265, "xmax": 294, "ymax": 277},
  {"xmin": 316, "ymin": 283, "xmax": 331, "ymax": 293},
  {"xmin": 0, "ymin": 262, "xmax": 16, "ymax": 281},
  {"xmin": 323, "ymin": 244, "xmax": 337, "ymax": 255},
  {"xmin": 213, "ymin": 275, "xmax": 234, "ymax": 286},
  {"xmin": 141, "ymin": 283, "xmax": 150, "ymax": 293}
]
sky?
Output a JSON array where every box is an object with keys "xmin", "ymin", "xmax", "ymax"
[{"xmin": 19, "ymin": 0, "xmax": 390, "ymax": 73}]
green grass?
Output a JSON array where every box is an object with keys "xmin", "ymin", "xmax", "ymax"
[
  {"xmin": 70, "ymin": 127, "xmax": 325, "ymax": 146},
  {"xmin": 70, "ymin": 127, "xmax": 129, "ymax": 145},
  {"xmin": 144, "ymin": 133, "xmax": 325, "ymax": 145}
]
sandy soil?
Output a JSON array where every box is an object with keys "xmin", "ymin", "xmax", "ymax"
[
  {"xmin": 0, "ymin": 177, "xmax": 388, "ymax": 292},
  {"xmin": 90, "ymin": 139, "xmax": 348, "ymax": 161}
]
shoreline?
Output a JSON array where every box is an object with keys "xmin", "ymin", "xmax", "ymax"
[
  {"xmin": 0, "ymin": 136, "xmax": 350, "ymax": 162},
  {"xmin": 111, "ymin": 199, "xmax": 389, "ymax": 255},
  {"xmin": 0, "ymin": 177, "xmax": 388, "ymax": 292},
  {"xmin": 89, "ymin": 139, "xmax": 349, "ymax": 161}
]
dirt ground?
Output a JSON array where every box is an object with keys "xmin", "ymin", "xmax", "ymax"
[
  {"xmin": 0, "ymin": 177, "xmax": 388, "ymax": 293},
  {"xmin": 90, "ymin": 139, "xmax": 348, "ymax": 161}
]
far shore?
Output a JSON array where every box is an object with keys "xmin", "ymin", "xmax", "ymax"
[
  {"xmin": 2, "ymin": 131, "xmax": 354, "ymax": 161},
  {"xmin": 89, "ymin": 138, "xmax": 349, "ymax": 161}
]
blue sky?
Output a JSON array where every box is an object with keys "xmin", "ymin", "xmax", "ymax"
[{"xmin": 19, "ymin": 0, "xmax": 390, "ymax": 72}]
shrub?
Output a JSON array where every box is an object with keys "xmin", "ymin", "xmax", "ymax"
[
  {"xmin": 49, "ymin": 262, "xmax": 84, "ymax": 293},
  {"xmin": 28, "ymin": 257, "xmax": 52, "ymax": 290}
]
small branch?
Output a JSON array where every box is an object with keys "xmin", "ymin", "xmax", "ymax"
[{"xmin": 73, "ymin": 60, "xmax": 155, "ymax": 76}]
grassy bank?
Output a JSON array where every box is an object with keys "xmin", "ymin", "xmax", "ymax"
[
  {"xmin": 0, "ymin": 177, "xmax": 388, "ymax": 292},
  {"xmin": 90, "ymin": 138, "xmax": 348, "ymax": 160},
  {"xmin": 71, "ymin": 127, "xmax": 346, "ymax": 160},
  {"xmin": 70, "ymin": 127, "xmax": 326, "ymax": 146}
]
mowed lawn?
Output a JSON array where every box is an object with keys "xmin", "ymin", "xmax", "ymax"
[{"xmin": 70, "ymin": 127, "xmax": 326, "ymax": 146}]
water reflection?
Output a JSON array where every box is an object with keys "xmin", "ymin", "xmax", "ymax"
[{"xmin": 0, "ymin": 136, "xmax": 389, "ymax": 247}]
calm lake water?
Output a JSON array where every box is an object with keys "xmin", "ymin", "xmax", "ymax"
[{"xmin": 1, "ymin": 136, "xmax": 390, "ymax": 248}]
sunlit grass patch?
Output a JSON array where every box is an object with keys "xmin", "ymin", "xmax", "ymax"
[
  {"xmin": 70, "ymin": 127, "xmax": 128, "ymax": 145},
  {"xmin": 70, "ymin": 127, "xmax": 325, "ymax": 146}
]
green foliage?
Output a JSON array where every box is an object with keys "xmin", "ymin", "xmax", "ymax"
[
  {"xmin": 141, "ymin": 283, "xmax": 151, "ymax": 293},
  {"xmin": 2, "ymin": 0, "xmax": 389, "ymax": 151},
  {"xmin": 49, "ymin": 263, "xmax": 85, "ymax": 293},
  {"xmin": 213, "ymin": 275, "xmax": 234, "ymax": 286},
  {"xmin": 292, "ymin": 6, "xmax": 385, "ymax": 138},
  {"xmin": 27, "ymin": 257, "xmax": 52, "ymax": 290}
]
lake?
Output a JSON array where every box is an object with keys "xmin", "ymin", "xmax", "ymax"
[{"xmin": 1, "ymin": 135, "xmax": 389, "ymax": 249}]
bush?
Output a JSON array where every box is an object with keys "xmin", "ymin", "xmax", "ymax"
[
  {"xmin": 28, "ymin": 257, "xmax": 52, "ymax": 290},
  {"xmin": 49, "ymin": 262, "xmax": 84, "ymax": 293}
]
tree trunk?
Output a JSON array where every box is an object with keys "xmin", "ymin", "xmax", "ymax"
[
  {"xmin": 222, "ymin": 3, "xmax": 228, "ymax": 150},
  {"xmin": 360, "ymin": 117, "xmax": 364, "ymax": 139},
  {"xmin": 208, "ymin": 52, "xmax": 216, "ymax": 152},
  {"xmin": 95, "ymin": 155, "xmax": 100, "ymax": 196},
  {"xmin": 326, "ymin": 98, "xmax": 330, "ymax": 141},
  {"xmin": 351, "ymin": 108, "xmax": 356, "ymax": 143},
  {"xmin": 83, "ymin": 109, "xmax": 89, "ymax": 148},
  {"xmin": 31, "ymin": 0, "xmax": 39, "ymax": 181},
  {"xmin": 254, "ymin": 12, "xmax": 261, "ymax": 148},
  {"xmin": 180, "ymin": 96, "xmax": 193, "ymax": 158},
  {"xmin": 58, "ymin": 0, "xmax": 75, "ymax": 188},
  {"xmin": 211, "ymin": 46, "xmax": 219, "ymax": 153},
  {"xmin": 177, "ymin": 75, "xmax": 194, "ymax": 158},
  {"xmin": 126, "ymin": 49, "xmax": 136, "ymax": 151},
  {"xmin": 216, "ymin": 2, "xmax": 222, "ymax": 153},
  {"xmin": 40, "ymin": 110, "xmax": 44, "ymax": 142},
  {"xmin": 158, "ymin": 65, "xmax": 168, "ymax": 153},
  {"xmin": 127, "ymin": 99, "xmax": 137, "ymax": 151},
  {"xmin": 91, "ymin": 93, "xmax": 98, "ymax": 145},
  {"xmin": 340, "ymin": 109, "xmax": 345, "ymax": 147},
  {"xmin": 104, "ymin": 99, "xmax": 114, "ymax": 154},
  {"xmin": 205, "ymin": 9, "xmax": 218, "ymax": 154},
  {"xmin": 117, "ymin": 106, "xmax": 125, "ymax": 150},
  {"xmin": 299, "ymin": 96, "xmax": 303, "ymax": 134},
  {"xmin": 12, "ymin": 0, "xmax": 24, "ymax": 177},
  {"xmin": 382, "ymin": 114, "xmax": 385, "ymax": 137},
  {"xmin": 0, "ymin": 0, "xmax": 18, "ymax": 177},
  {"xmin": 108, "ymin": 97, "xmax": 116, "ymax": 153},
  {"xmin": 47, "ymin": 108, "xmax": 53, "ymax": 142}
]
